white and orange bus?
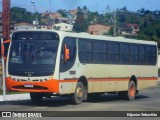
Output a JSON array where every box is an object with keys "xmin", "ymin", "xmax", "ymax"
[{"xmin": 2, "ymin": 30, "xmax": 158, "ymax": 104}]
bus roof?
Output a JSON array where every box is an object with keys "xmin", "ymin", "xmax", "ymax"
[{"xmin": 12, "ymin": 29, "xmax": 157, "ymax": 45}]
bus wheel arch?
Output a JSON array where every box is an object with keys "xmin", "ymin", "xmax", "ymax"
[
  {"xmin": 130, "ymin": 75, "xmax": 137, "ymax": 88},
  {"xmin": 78, "ymin": 76, "xmax": 88, "ymax": 90}
]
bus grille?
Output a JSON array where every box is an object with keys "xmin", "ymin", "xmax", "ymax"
[
  {"xmin": 12, "ymin": 85, "xmax": 48, "ymax": 90},
  {"xmin": 12, "ymin": 78, "xmax": 48, "ymax": 82}
]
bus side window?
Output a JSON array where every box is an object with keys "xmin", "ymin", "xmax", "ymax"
[
  {"xmin": 108, "ymin": 42, "xmax": 120, "ymax": 63},
  {"xmin": 120, "ymin": 43, "xmax": 130, "ymax": 64},
  {"xmin": 146, "ymin": 45, "xmax": 157, "ymax": 65},
  {"xmin": 130, "ymin": 44, "xmax": 139, "ymax": 64},
  {"xmin": 60, "ymin": 37, "xmax": 76, "ymax": 72},
  {"xmin": 93, "ymin": 40, "xmax": 108, "ymax": 64},
  {"xmin": 78, "ymin": 39, "xmax": 93, "ymax": 63},
  {"xmin": 139, "ymin": 45, "xmax": 146, "ymax": 65}
]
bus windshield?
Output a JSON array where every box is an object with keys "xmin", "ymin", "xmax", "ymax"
[{"xmin": 8, "ymin": 32, "xmax": 59, "ymax": 76}]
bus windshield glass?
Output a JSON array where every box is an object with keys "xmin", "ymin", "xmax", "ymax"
[{"xmin": 8, "ymin": 31, "xmax": 59, "ymax": 76}]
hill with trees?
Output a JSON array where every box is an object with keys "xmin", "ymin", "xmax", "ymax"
[{"xmin": 9, "ymin": 6, "xmax": 160, "ymax": 47}]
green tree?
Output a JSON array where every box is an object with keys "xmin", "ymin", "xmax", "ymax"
[
  {"xmin": 11, "ymin": 7, "xmax": 32, "ymax": 23},
  {"xmin": 10, "ymin": 6, "xmax": 41, "ymax": 24},
  {"xmin": 73, "ymin": 7, "xmax": 88, "ymax": 32},
  {"xmin": 57, "ymin": 9, "xmax": 67, "ymax": 18}
]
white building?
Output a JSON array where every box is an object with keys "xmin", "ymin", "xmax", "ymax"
[
  {"xmin": 39, "ymin": 25, "xmax": 48, "ymax": 30},
  {"xmin": 14, "ymin": 22, "xmax": 34, "ymax": 30},
  {"xmin": 52, "ymin": 23, "xmax": 73, "ymax": 32}
]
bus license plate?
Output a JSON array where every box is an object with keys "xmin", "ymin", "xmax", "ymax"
[{"xmin": 24, "ymin": 84, "xmax": 33, "ymax": 88}]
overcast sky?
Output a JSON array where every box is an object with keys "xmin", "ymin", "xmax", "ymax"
[{"xmin": 1, "ymin": 0, "xmax": 160, "ymax": 13}]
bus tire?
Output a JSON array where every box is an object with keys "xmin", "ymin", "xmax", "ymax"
[
  {"xmin": 30, "ymin": 92, "xmax": 43, "ymax": 103},
  {"xmin": 127, "ymin": 81, "xmax": 136, "ymax": 101},
  {"xmin": 71, "ymin": 82, "xmax": 85, "ymax": 104}
]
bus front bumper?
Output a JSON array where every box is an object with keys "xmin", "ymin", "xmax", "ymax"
[{"xmin": 6, "ymin": 77, "xmax": 60, "ymax": 93}]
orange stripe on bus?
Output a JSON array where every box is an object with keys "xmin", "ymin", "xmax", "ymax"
[
  {"xmin": 60, "ymin": 79, "xmax": 78, "ymax": 82},
  {"xmin": 88, "ymin": 78, "xmax": 129, "ymax": 82},
  {"xmin": 59, "ymin": 77, "xmax": 157, "ymax": 82},
  {"xmin": 137, "ymin": 77, "xmax": 158, "ymax": 80},
  {"xmin": 59, "ymin": 77, "xmax": 158, "ymax": 82},
  {"xmin": 87, "ymin": 77, "xmax": 158, "ymax": 82}
]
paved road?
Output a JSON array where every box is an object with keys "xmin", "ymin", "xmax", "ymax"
[
  {"xmin": 0, "ymin": 86, "xmax": 160, "ymax": 112},
  {"xmin": 0, "ymin": 86, "xmax": 160, "ymax": 119}
]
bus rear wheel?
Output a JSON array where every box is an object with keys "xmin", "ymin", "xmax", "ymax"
[
  {"xmin": 30, "ymin": 92, "xmax": 43, "ymax": 103},
  {"xmin": 71, "ymin": 82, "xmax": 85, "ymax": 104},
  {"xmin": 127, "ymin": 81, "xmax": 136, "ymax": 101}
]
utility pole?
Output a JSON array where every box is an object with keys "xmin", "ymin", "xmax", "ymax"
[
  {"xmin": 31, "ymin": 1, "xmax": 39, "ymax": 29},
  {"xmin": 2, "ymin": 0, "xmax": 10, "ymax": 40},
  {"xmin": 113, "ymin": 10, "xmax": 117, "ymax": 37},
  {"xmin": 1, "ymin": 0, "xmax": 10, "ymax": 101}
]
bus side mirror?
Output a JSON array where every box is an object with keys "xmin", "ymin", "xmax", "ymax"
[
  {"xmin": 63, "ymin": 44, "xmax": 70, "ymax": 63},
  {"xmin": 1, "ymin": 39, "xmax": 10, "ymax": 60}
]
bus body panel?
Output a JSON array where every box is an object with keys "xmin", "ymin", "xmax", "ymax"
[{"xmin": 59, "ymin": 61, "xmax": 158, "ymax": 93}]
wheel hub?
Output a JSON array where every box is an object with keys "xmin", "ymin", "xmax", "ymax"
[
  {"xmin": 76, "ymin": 87, "xmax": 83, "ymax": 98},
  {"xmin": 130, "ymin": 86, "xmax": 135, "ymax": 97}
]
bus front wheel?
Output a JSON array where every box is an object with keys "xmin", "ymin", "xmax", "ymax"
[
  {"xmin": 30, "ymin": 92, "xmax": 43, "ymax": 103},
  {"xmin": 71, "ymin": 82, "xmax": 85, "ymax": 104}
]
